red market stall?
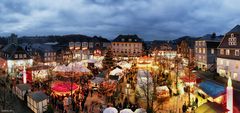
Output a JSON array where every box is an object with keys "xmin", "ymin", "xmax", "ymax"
[
  {"xmin": 26, "ymin": 65, "xmax": 51, "ymax": 82},
  {"xmin": 51, "ymin": 81, "xmax": 79, "ymax": 96}
]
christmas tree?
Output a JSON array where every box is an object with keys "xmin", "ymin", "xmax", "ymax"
[{"xmin": 102, "ymin": 48, "xmax": 115, "ymax": 69}]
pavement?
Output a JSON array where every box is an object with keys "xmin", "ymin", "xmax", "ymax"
[
  {"xmin": 0, "ymin": 77, "xmax": 33, "ymax": 113},
  {"xmin": 194, "ymin": 71, "xmax": 240, "ymax": 112}
]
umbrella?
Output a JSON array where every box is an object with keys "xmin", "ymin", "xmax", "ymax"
[
  {"xmin": 134, "ymin": 108, "xmax": 146, "ymax": 113},
  {"xmin": 103, "ymin": 107, "xmax": 118, "ymax": 113},
  {"xmin": 120, "ymin": 109, "xmax": 134, "ymax": 113}
]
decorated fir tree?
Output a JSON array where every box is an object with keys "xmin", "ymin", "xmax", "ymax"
[{"xmin": 102, "ymin": 48, "xmax": 115, "ymax": 69}]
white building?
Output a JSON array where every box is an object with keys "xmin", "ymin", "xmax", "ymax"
[
  {"xmin": 217, "ymin": 25, "xmax": 240, "ymax": 81},
  {"xmin": 111, "ymin": 35, "xmax": 143, "ymax": 57}
]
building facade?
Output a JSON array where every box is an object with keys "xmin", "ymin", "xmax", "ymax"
[
  {"xmin": 177, "ymin": 37, "xmax": 198, "ymax": 66},
  {"xmin": 217, "ymin": 25, "xmax": 240, "ymax": 81},
  {"xmin": 111, "ymin": 35, "xmax": 143, "ymax": 57},
  {"xmin": 0, "ymin": 43, "xmax": 33, "ymax": 75},
  {"xmin": 68, "ymin": 36, "xmax": 110, "ymax": 60},
  {"xmin": 195, "ymin": 33, "xmax": 223, "ymax": 71}
]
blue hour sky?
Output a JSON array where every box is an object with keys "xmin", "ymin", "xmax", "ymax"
[{"xmin": 0, "ymin": 0, "xmax": 240, "ymax": 40}]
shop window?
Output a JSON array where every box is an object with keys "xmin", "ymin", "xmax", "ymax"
[
  {"xmin": 220, "ymin": 49, "xmax": 224, "ymax": 55},
  {"xmin": 15, "ymin": 54, "xmax": 18, "ymax": 58},
  {"xmin": 233, "ymin": 73, "xmax": 238, "ymax": 80},
  {"xmin": 235, "ymin": 50, "xmax": 239, "ymax": 56},
  {"xmin": 211, "ymin": 49, "xmax": 214, "ymax": 54},
  {"xmin": 226, "ymin": 49, "xmax": 230, "ymax": 55}
]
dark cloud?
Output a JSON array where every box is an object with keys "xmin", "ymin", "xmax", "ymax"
[{"xmin": 0, "ymin": 0, "xmax": 240, "ymax": 40}]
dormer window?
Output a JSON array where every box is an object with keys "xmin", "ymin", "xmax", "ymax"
[
  {"xmin": 121, "ymin": 38, "xmax": 125, "ymax": 42},
  {"xmin": 228, "ymin": 33, "xmax": 237, "ymax": 45},
  {"xmin": 129, "ymin": 39, "xmax": 132, "ymax": 42}
]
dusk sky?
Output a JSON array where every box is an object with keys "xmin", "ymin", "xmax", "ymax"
[{"xmin": 0, "ymin": 0, "xmax": 240, "ymax": 40}]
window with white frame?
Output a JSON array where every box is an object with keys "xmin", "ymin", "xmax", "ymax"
[
  {"xmin": 211, "ymin": 49, "xmax": 214, "ymax": 54},
  {"xmin": 228, "ymin": 33, "xmax": 237, "ymax": 45},
  {"xmin": 235, "ymin": 50, "xmax": 239, "ymax": 56},
  {"xmin": 220, "ymin": 49, "xmax": 224, "ymax": 55},
  {"xmin": 202, "ymin": 41, "xmax": 205, "ymax": 46},
  {"xmin": 203, "ymin": 48, "xmax": 206, "ymax": 54},
  {"xmin": 199, "ymin": 48, "xmax": 201, "ymax": 53},
  {"xmin": 14, "ymin": 54, "xmax": 18, "ymax": 58},
  {"xmin": 19, "ymin": 54, "xmax": 22, "ymax": 58},
  {"xmin": 226, "ymin": 49, "xmax": 230, "ymax": 55},
  {"xmin": 89, "ymin": 42, "xmax": 93, "ymax": 48},
  {"xmin": 233, "ymin": 73, "xmax": 238, "ymax": 80}
]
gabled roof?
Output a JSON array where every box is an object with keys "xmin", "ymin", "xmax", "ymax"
[
  {"xmin": 227, "ymin": 25, "xmax": 240, "ymax": 34},
  {"xmin": 16, "ymin": 84, "xmax": 31, "ymax": 91},
  {"xmin": 31, "ymin": 44, "xmax": 55, "ymax": 52},
  {"xmin": 28, "ymin": 91, "xmax": 48, "ymax": 102},
  {"xmin": 197, "ymin": 34, "xmax": 223, "ymax": 42},
  {"xmin": 113, "ymin": 35, "xmax": 143, "ymax": 42},
  {"xmin": 218, "ymin": 25, "xmax": 240, "ymax": 48},
  {"xmin": 2, "ymin": 43, "xmax": 31, "ymax": 60}
]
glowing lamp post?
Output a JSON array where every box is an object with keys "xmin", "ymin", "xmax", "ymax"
[
  {"xmin": 227, "ymin": 77, "xmax": 233, "ymax": 113},
  {"xmin": 23, "ymin": 66, "xmax": 27, "ymax": 84}
]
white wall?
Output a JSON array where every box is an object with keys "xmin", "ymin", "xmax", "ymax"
[{"xmin": 217, "ymin": 58, "xmax": 240, "ymax": 81}]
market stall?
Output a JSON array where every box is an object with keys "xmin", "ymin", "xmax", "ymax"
[
  {"xmin": 15, "ymin": 84, "xmax": 31, "ymax": 100},
  {"xmin": 120, "ymin": 109, "xmax": 134, "ymax": 113},
  {"xmin": 103, "ymin": 107, "xmax": 118, "ymax": 113},
  {"xmin": 27, "ymin": 65, "xmax": 51, "ymax": 82},
  {"xmin": 90, "ymin": 77, "xmax": 104, "ymax": 90},
  {"xmin": 52, "ymin": 63, "xmax": 91, "ymax": 77},
  {"xmin": 109, "ymin": 67, "xmax": 123, "ymax": 76},
  {"xmin": 134, "ymin": 108, "xmax": 147, "ymax": 113},
  {"xmin": 27, "ymin": 91, "xmax": 49, "ymax": 113},
  {"xmin": 156, "ymin": 86, "xmax": 170, "ymax": 100},
  {"xmin": 117, "ymin": 61, "xmax": 132, "ymax": 69},
  {"xmin": 51, "ymin": 81, "xmax": 79, "ymax": 96}
]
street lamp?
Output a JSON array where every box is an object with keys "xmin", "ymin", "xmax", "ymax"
[{"xmin": 126, "ymin": 83, "xmax": 131, "ymax": 107}]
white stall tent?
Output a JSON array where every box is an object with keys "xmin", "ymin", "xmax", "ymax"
[
  {"xmin": 117, "ymin": 61, "xmax": 132, "ymax": 69},
  {"xmin": 27, "ymin": 91, "xmax": 49, "ymax": 113},
  {"xmin": 120, "ymin": 109, "xmax": 134, "ymax": 113},
  {"xmin": 109, "ymin": 67, "xmax": 123, "ymax": 76},
  {"xmin": 103, "ymin": 107, "xmax": 118, "ymax": 113},
  {"xmin": 15, "ymin": 84, "xmax": 31, "ymax": 100},
  {"xmin": 134, "ymin": 108, "xmax": 147, "ymax": 113}
]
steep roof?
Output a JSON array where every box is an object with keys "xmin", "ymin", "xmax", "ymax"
[
  {"xmin": 198, "ymin": 34, "xmax": 223, "ymax": 42},
  {"xmin": 28, "ymin": 91, "xmax": 48, "ymax": 102},
  {"xmin": 218, "ymin": 25, "xmax": 240, "ymax": 48},
  {"xmin": 176, "ymin": 36, "xmax": 199, "ymax": 49},
  {"xmin": 2, "ymin": 43, "xmax": 31, "ymax": 60},
  {"xmin": 227, "ymin": 25, "xmax": 240, "ymax": 34},
  {"xmin": 113, "ymin": 35, "xmax": 143, "ymax": 42},
  {"xmin": 16, "ymin": 84, "xmax": 31, "ymax": 91}
]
